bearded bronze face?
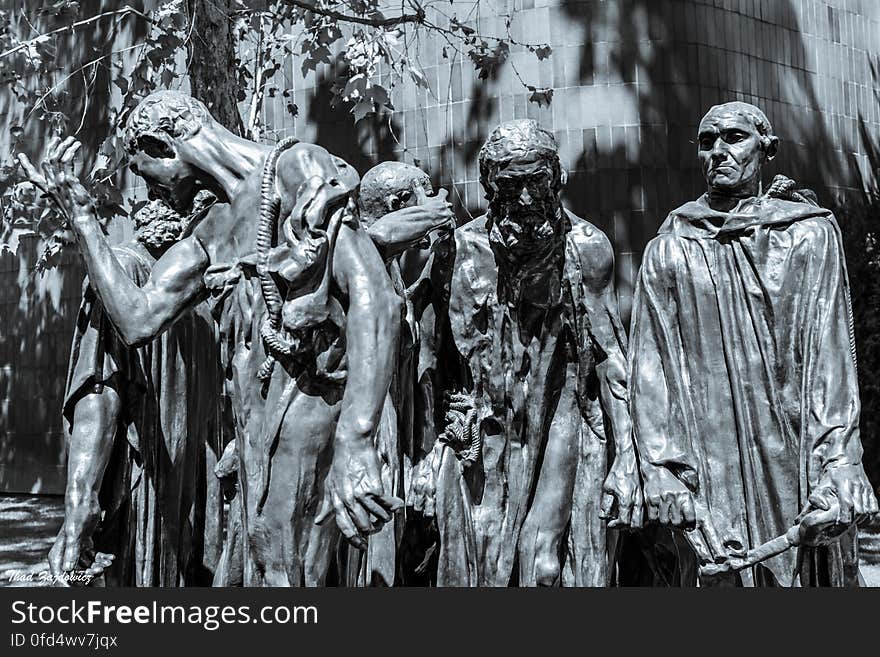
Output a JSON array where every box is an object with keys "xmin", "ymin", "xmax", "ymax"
[{"xmin": 479, "ymin": 120, "xmax": 565, "ymax": 257}]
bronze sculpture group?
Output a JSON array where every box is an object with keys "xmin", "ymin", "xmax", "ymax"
[{"xmin": 19, "ymin": 92, "xmax": 879, "ymax": 587}]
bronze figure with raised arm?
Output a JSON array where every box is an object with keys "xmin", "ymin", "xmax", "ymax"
[
  {"xmin": 628, "ymin": 101, "xmax": 879, "ymax": 586},
  {"xmin": 52, "ymin": 195, "xmax": 223, "ymax": 587},
  {"xmin": 20, "ymin": 90, "xmax": 404, "ymax": 586}
]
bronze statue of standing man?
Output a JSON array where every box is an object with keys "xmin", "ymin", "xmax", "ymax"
[
  {"xmin": 414, "ymin": 120, "xmax": 642, "ymax": 586},
  {"xmin": 629, "ymin": 101, "xmax": 878, "ymax": 586},
  {"xmin": 20, "ymin": 91, "xmax": 403, "ymax": 586}
]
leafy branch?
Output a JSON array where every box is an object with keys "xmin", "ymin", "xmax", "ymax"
[
  {"xmin": 0, "ymin": 0, "xmax": 557, "ymax": 268},
  {"xmin": 281, "ymin": 0, "xmax": 427, "ymax": 28}
]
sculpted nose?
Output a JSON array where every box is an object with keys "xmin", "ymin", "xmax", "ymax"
[{"xmin": 518, "ymin": 186, "xmax": 533, "ymax": 206}]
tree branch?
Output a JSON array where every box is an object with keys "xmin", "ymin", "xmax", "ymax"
[
  {"xmin": 0, "ymin": 6, "xmax": 150, "ymax": 60},
  {"xmin": 281, "ymin": 0, "xmax": 425, "ymax": 28}
]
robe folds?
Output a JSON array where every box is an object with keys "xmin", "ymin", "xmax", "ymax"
[
  {"xmin": 629, "ymin": 194, "xmax": 864, "ymax": 586},
  {"xmin": 64, "ymin": 240, "xmax": 224, "ymax": 587},
  {"xmin": 431, "ymin": 213, "xmax": 614, "ymax": 587}
]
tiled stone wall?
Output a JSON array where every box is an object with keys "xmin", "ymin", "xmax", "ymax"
[
  {"xmin": 2, "ymin": 0, "xmax": 879, "ymax": 492},
  {"xmin": 274, "ymin": 0, "xmax": 880, "ymax": 318}
]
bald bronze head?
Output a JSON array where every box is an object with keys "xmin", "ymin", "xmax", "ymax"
[
  {"xmin": 358, "ymin": 161, "xmax": 433, "ymax": 226},
  {"xmin": 697, "ymin": 101, "xmax": 779, "ymax": 198}
]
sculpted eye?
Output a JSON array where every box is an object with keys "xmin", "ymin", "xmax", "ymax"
[
  {"xmin": 698, "ymin": 137, "xmax": 714, "ymax": 150},
  {"xmin": 724, "ymin": 131, "xmax": 747, "ymax": 144}
]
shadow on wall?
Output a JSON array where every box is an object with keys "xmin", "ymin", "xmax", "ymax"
[
  {"xmin": 438, "ymin": 55, "xmax": 500, "ymax": 222},
  {"xmin": 0, "ymin": 243, "xmax": 82, "ymax": 493},
  {"xmin": 307, "ymin": 53, "xmax": 500, "ymax": 223},
  {"xmin": 270, "ymin": 1, "xmax": 880, "ymax": 485},
  {"xmin": 306, "ymin": 62, "xmax": 402, "ymax": 179},
  {"xmin": 0, "ymin": 0, "xmax": 149, "ymax": 493},
  {"xmin": 560, "ymin": 0, "xmax": 845, "ymax": 284},
  {"xmin": 845, "ymin": 114, "xmax": 880, "ymax": 489},
  {"xmin": 557, "ymin": 0, "xmax": 880, "ymax": 484}
]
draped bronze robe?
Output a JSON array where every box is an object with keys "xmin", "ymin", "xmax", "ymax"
[
  {"xmin": 629, "ymin": 195, "xmax": 864, "ymax": 586},
  {"xmin": 64, "ymin": 240, "xmax": 223, "ymax": 586},
  {"xmin": 432, "ymin": 213, "xmax": 614, "ymax": 586}
]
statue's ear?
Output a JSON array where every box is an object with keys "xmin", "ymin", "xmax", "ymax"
[
  {"xmin": 386, "ymin": 194, "xmax": 401, "ymax": 212},
  {"xmin": 764, "ymin": 136, "xmax": 779, "ymax": 162},
  {"xmin": 559, "ymin": 168, "xmax": 568, "ymax": 187}
]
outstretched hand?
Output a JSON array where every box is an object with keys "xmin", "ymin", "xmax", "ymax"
[{"xmin": 17, "ymin": 136, "xmax": 94, "ymax": 222}]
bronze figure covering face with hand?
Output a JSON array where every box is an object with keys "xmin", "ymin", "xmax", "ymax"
[
  {"xmin": 331, "ymin": 161, "xmax": 453, "ymax": 586},
  {"xmin": 413, "ymin": 119, "xmax": 641, "ymax": 586},
  {"xmin": 628, "ymin": 101, "xmax": 878, "ymax": 586},
  {"xmin": 21, "ymin": 90, "xmax": 404, "ymax": 587}
]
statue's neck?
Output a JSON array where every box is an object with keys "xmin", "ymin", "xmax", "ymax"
[{"xmin": 706, "ymin": 179, "xmax": 761, "ymax": 212}]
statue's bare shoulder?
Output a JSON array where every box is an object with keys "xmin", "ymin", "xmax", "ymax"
[{"xmin": 191, "ymin": 200, "xmax": 239, "ymax": 265}]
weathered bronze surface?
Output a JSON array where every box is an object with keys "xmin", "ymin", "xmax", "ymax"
[
  {"xmin": 19, "ymin": 96, "xmax": 879, "ymax": 587},
  {"xmin": 344, "ymin": 161, "xmax": 454, "ymax": 586},
  {"xmin": 54, "ymin": 195, "xmax": 224, "ymax": 586},
  {"xmin": 628, "ymin": 102, "xmax": 879, "ymax": 586},
  {"xmin": 21, "ymin": 91, "xmax": 404, "ymax": 586},
  {"xmin": 411, "ymin": 120, "xmax": 641, "ymax": 586}
]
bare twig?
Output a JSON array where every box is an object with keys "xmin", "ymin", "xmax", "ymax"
[
  {"xmin": 0, "ymin": 6, "xmax": 150, "ymax": 60},
  {"xmin": 25, "ymin": 43, "xmax": 143, "ymax": 121},
  {"xmin": 281, "ymin": 0, "xmax": 426, "ymax": 28}
]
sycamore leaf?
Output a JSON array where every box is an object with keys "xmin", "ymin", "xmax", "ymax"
[
  {"xmin": 113, "ymin": 76, "xmax": 129, "ymax": 95},
  {"xmin": 527, "ymin": 85, "xmax": 554, "ymax": 107},
  {"xmin": 352, "ymin": 100, "xmax": 373, "ymax": 122},
  {"xmin": 535, "ymin": 45, "xmax": 553, "ymax": 60},
  {"xmin": 366, "ymin": 84, "xmax": 390, "ymax": 107},
  {"xmin": 343, "ymin": 74, "xmax": 368, "ymax": 101}
]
